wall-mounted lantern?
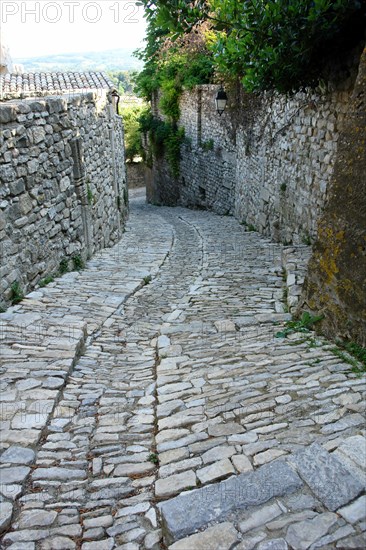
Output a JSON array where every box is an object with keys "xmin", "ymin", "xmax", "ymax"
[
  {"xmin": 215, "ymin": 85, "xmax": 228, "ymax": 116},
  {"xmin": 111, "ymin": 89, "xmax": 120, "ymax": 114}
]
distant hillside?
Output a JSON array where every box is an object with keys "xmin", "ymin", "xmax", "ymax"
[{"xmin": 13, "ymin": 48, "xmax": 143, "ymax": 73}]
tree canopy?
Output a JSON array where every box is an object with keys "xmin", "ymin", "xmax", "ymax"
[{"xmin": 135, "ymin": 0, "xmax": 365, "ymax": 98}]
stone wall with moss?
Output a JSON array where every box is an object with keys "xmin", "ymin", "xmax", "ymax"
[{"xmin": 300, "ymin": 47, "xmax": 366, "ymax": 346}]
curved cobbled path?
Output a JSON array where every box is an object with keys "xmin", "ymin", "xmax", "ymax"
[{"xmin": 1, "ymin": 189, "xmax": 365, "ymax": 550}]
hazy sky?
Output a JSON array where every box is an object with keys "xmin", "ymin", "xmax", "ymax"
[{"xmin": 1, "ymin": 1, "xmax": 147, "ymax": 58}]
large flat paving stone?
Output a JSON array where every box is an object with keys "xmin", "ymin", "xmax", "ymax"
[
  {"xmin": 169, "ymin": 522, "xmax": 239, "ymax": 550},
  {"xmin": 159, "ymin": 459, "xmax": 303, "ymax": 543},
  {"xmin": 290, "ymin": 443, "xmax": 363, "ymax": 511},
  {"xmin": 285, "ymin": 512, "xmax": 338, "ymax": 550}
]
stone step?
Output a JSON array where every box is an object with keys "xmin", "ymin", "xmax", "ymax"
[{"xmin": 158, "ymin": 459, "xmax": 303, "ymax": 544}]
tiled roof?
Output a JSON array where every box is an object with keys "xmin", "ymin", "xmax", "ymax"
[{"xmin": 0, "ymin": 71, "xmax": 115, "ymax": 100}]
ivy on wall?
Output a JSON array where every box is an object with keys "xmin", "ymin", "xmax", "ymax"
[
  {"xmin": 134, "ymin": 18, "xmax": 214, "ymax": 176},
  {"xmin": 139, "ymin": 110, "xmax": 185, "ymax": 178}
]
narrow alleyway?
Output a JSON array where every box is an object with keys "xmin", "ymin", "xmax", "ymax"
[{"xmin": 1, "ymin": 190, "xmax": 365, "ymax": 550}]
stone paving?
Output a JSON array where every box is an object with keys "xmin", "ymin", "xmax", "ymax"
[{"xmin": 0, "ymin": 189, "xmax": 365, "ymax": 550}]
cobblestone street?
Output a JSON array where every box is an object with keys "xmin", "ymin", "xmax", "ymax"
[{"xmin": 1, "ymin": 190, "xmax": 365, "ymax": 550}]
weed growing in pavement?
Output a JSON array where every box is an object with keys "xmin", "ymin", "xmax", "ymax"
[
  {"xmin": 240, "ymin": 220, "xmax": 258, "ymax": 232},
  {"xmin": 330, "ymin": 341, "xmax": 366, "ymax": 375},
  {"xmin": 59, "ymin": 258, "xmax": 69, "ymax": 274},
  {"xmin": 302, "ymin": 232, "xmax": 312, "ymax": 246},
  {"xmin": 72, "ymin": 255, "xmax": 85, "ymax": 271},
  {"xmin": 143, "ymin": 275, "xmax": 152, "ymax": 285},
  {"xmin": 10, "ymin": 281, "xmax": 24, "ymax": 305},
  {"xmin": 247, "ymin": 224, "xmax": 257, "ymax": 232},
  {"xmin": 148, "ymin": 453, "xmax": 159, "ymax": 465},
  {"xmin": 39, "ymin": 276, "xmax": 54, "ymax": 287},
  {"xmin": 275, "ymin": 311, "xmax": 323, "ymax": 338}
]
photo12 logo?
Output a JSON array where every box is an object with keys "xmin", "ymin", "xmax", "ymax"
[{"xmin": 1, "ymin": 1, "xmax": 142, "ymax": 25}]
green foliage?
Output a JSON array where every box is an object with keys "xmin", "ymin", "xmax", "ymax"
[
  {"xmin": 136, "ymin": 0, "xmax": 365, "ymax": 94},
  {"xmin": 343, "ymin": 342, "xmax": 366, "ymax": 366},
  {"xmin": 59, "ymin": 258, "xmax": 69, "ymax": 275},
  {"xmin": 133, "ymin": 9, "xmax": 169, "ymax": 101},
  {"xmin": 121, "ymin": 104, "xmax": 148, "ymax": 162},
  {"xmin": 134, "ymin": 13, "xmax": 214, "ymax": 111},
  {"xmin": 143, "ymin": 275, "xmax": 152, "ymax": 285},
  {"xmin": 331, "ymin": 341, "xmax": 366, "ymax": 374},
  {"xmin": 139, "ymin": 110, "xmax": 185, "ymax": 177},
  {"xmin": 148, "ymin": 453, "xmax": 159, "ymax": 464},
  {"xmin": 166, "ymin": 126, "xmax": 185, "ymax": 177},
  {"xmin": 276, "ymin": 311, "xmax": 324, "ymax": 338},
  {"xmin": 201, "ymin": 139, "xmax": 214, "ymax": 152},
  {"xmin": 39, "ymin": 276, "xmax": 54, "ymax": 288},
  {"xmin": 247, "ymin": 224, "xmax": 257, "ymax": 232},
  {"xmin": 10, "ymin": 281, "xmax": 24, "ymax": 305},
  {"xmin": 87, "ymin": 184, "xmax": 94, "ymax": 206},
  {"xmin": 107, "ymin": 70, "xmax": 136, "ymax": 95},
  {"xmin": 72, "ymin": 255, "xmax": 85, "ymax": 271},
  {"xmin": 133, "ymin": 5, "xmax": 213, "ymax": 174},
  {"xmin": 302, "ymin": 233, "xmax": 312, "ymax": 246},
  {"xmin": 331, "ymin": 347, "xmax": 360, "ymax": 370},
  {"xmin": 210, "ymin": 0, "xmax": 364, "ymax": 92},
  {"xmin": 159, "ymin": 79, "xmax": 182, "ymax": 121}
]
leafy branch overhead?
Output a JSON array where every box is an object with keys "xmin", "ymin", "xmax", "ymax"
[{"xmin": 135, "ymin": 0, "xmax": 365, "ymax": 96}]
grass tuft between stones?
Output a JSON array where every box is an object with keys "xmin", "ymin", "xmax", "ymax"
[{"xmin": 275, "ymin": 311, "xmax": 323, "ymax": 339}]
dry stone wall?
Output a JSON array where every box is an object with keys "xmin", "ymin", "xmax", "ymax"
[
  {"xmin": 178, "ymin": 88, "xmax": 237, "ymax": 215},
  {"xmin": 148, "ymin": 87, "xmax": 237, "ymax": 213},
  {"xmin": 234, "ymin": 88, "xmax": 348, "ymax": 244},
  {"xmin": 148, "ymin": 81, "xmax": 354, "ymax": 245},
  {"xmin": 0, "ymin": 91, "xmax": 127, "ymax": 308}
]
